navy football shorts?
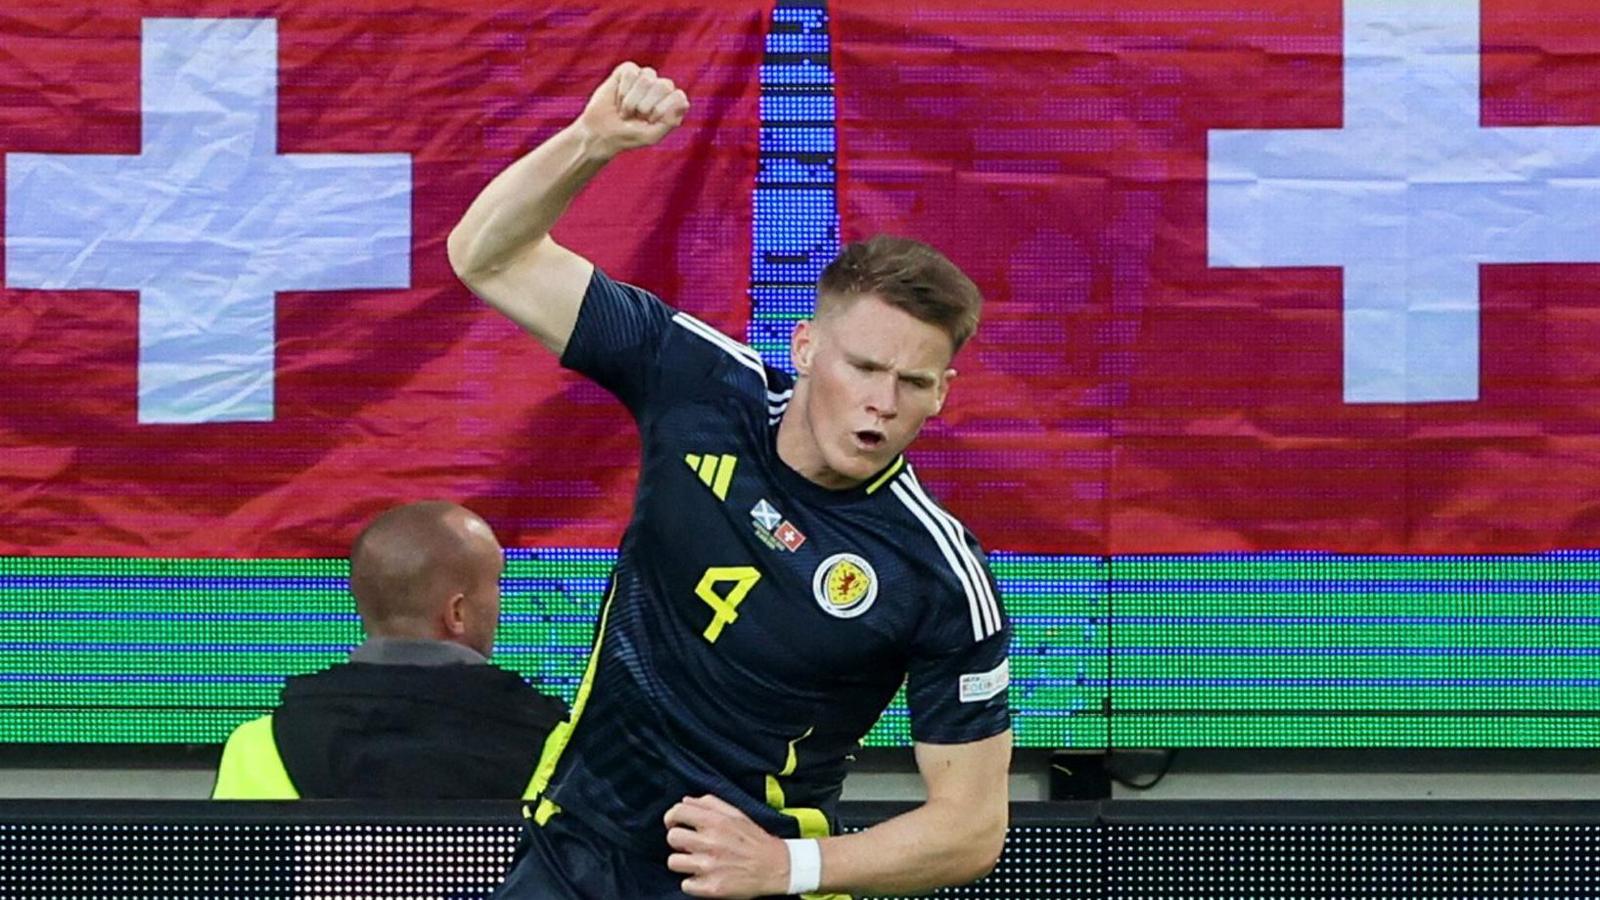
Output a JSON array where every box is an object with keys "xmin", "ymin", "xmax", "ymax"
[{"xmin": 492, "ymin": 811, "xmax": 802, "ymax": 900}]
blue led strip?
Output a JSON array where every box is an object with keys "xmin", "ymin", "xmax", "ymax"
[{"xmin": 747, "ymin": 0, "xmax": 838, "ymax": 369}]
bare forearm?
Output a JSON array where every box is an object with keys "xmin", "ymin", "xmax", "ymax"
[
  {"xmin": 662, "ymin": 735, "xmax": 1009, "ymax": 898},
  {"xmin": 447, "ymin": 121, "xmax": 614, "ymax": 279},
  {"xmin": 442, "ymin": 63, "xmax": 686, "ymax": 352},
  {"xmin": 816, "ymin": 797, "xmax": 1005, "ymax": 895}
]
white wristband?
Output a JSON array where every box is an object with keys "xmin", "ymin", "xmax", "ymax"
[{"xmin": 783, "ymin": 838, "xmax": 822, "ymax": 895}]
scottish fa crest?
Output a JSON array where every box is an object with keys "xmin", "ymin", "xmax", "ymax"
[{"xmin": 812, "ymin": 553, "xmax": 877, "ymax": 619}]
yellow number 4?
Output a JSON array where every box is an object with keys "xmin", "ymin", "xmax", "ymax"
[{"xmin": 695, "ymin": 566, "xmax": 761, "ymax": 642}]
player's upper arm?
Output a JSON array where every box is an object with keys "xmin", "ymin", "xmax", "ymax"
[
  {"xmin": 915, "ymin": 730, "xmax": 1012, "ymax": 868},
  {"xmin": 915, "ymin": 729, "xmax": 1012, "ymax": 805},
  {"xmin": 449, "ymin": 234, "xmax": 594, "ymax": 356}
]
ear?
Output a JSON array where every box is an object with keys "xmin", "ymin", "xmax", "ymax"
[
  {"xmin": 442, "ymin": 592, "xmax": 468, "ymax": 639},
  {"xmin": 790, "ymin": 320, "xmax": 815, "ymax": 375},
  {"xmin": 933, "ymin": 368, "xmax": 956, "ymax": 415}
]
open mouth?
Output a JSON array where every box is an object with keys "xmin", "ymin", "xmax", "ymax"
[{"xmin": 853, "ymin": 430, "xmax": 885, "ymax": 451}]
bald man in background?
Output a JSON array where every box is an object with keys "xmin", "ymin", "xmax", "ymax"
[{"xmin": 213, "ymin": 501, "xmax": 567, "ymax": 799}]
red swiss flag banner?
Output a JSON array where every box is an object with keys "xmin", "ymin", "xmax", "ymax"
[
  {"xmin": 0, "ymin": 1, "xmax": 766, "ymax": 555},
  {"xmin": 836, "ymin": 0, "xmax": 1600, "ymax": 554}
]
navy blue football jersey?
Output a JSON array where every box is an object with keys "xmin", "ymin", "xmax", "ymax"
[{"xmin": 533, "ymin": 267, "xmax": 1011, "ymax": 858}]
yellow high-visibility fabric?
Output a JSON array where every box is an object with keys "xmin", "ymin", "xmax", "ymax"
[{"xmin": 212, "ymin": 714, "xmax": 299, "ymax": 799}]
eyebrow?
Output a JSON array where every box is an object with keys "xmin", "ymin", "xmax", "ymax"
[{"xmin": 848, "ymin": 353, "xmax": 939, "ymax": 385}]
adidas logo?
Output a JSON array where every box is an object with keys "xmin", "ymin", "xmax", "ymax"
[{"xmin": 684, "ymin": 453, "xmax": 737, "ymax": 501}]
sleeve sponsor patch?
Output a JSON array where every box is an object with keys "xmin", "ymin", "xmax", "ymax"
[{"xmin": 958, "ymin": 659, "xmax": 1009, "ymax": 703}]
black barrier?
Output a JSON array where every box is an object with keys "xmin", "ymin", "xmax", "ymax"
[{"xmin": 5, "ymin": 801, "xmax": 1600, "ymax": 898}]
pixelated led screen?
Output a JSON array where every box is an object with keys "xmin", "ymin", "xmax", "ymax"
[
  {"xmin": 5, "ymin": 0, "xmax": 1600, "ymax": 749},
  {"xmin": 8, "ymin": 810, "xmax": 1600, "ymax": 899},
  {"xmin": 8, "ymin": 551, "xmax": 1600, "ymax": 747}
]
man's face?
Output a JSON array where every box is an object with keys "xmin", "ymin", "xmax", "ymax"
[{"xmin": 790, "ymin": 293, "xmax": 955, "ymax": 488}]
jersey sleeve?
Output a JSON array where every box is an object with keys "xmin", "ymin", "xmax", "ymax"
[
  {"xmin": 558, "ymin": 266, "xmax": 770, "ymax": 417},
  {"xmin": 904, "ymin": 547, "xmax": 1013, "ymax": 745},
  {"xmin": 558, "ymin": 266, "xmax": 676, "ymax": 416}
]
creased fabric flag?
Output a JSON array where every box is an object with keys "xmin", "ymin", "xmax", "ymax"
[
  {"xmin": 835, "ymin": 0, "xmax": 1600, "ymax": 554},
  {"xmin": 0, "ymin": 0, "xmax": 766, "ymax": 555}
]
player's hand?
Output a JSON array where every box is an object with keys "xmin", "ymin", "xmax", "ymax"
[
  {"xmin": 664, "ymin": 794, "xmax": 790, "ymax": 899},
  {"xmin": 578, "ymin": 61, "xmax": 690, "ymax": 158}
]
